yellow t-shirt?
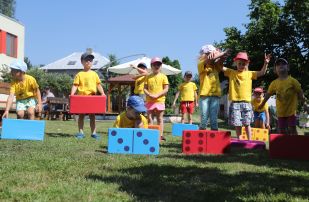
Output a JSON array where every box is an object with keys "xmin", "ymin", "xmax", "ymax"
[
  {"xmin": 134, "ymin": 76, "xmax": 146, "ymax": 95},
  {"xmin": 10, "ymin": 74, "xmax": 39, "ymax": 100},
  {"xmin": 73, "ymin": 70, "xmax": 101, "ymax": 95},
  {"xmin": 267, "ymin": 76, "xmax": 301, "ymax": 117},
  {"xmin": 198, "ymin": 60, "xmax": 221, "ymax": 97},
  {"xmin": 178, "ymin": 82, "xmax": 197, "ymax": 101},
  {"xmin": 113, "ymin": 111, "xmax": 148, "ymax": 128},
  {"xmin": 145, "ymin": 73, "xmax": 169, "ymax": 103},
  {"xmin": 251, "ymin": 97, "xmax": 268, "ymax": 113},
  {"xmin": 224, "ymin": 68, "xmax": 257, "ymax": 102}
]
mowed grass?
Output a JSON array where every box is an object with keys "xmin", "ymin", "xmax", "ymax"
[{"xmin": 0, "ymin": 120, "xmax": 309, "ymax": 202}]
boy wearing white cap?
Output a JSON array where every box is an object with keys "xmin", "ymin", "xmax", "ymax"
[
  {"xmin": 198, "ymin": 44, "xmax": 229, "ymax": 130},
  {"xmin": 2, "ymin": 60, "xmax": 42, "ymax": 120}
]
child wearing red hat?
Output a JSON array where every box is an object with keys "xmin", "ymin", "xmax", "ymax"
[
  {"xmin": 222, "ymin": 52, "xmax": 271, "ymax": 139},
  {"xmin": 251, "ymin": 87, "xmax": 269, "ymax": 129}
]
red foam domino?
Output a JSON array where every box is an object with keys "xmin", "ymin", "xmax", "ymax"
[
  {"xmin": 231, "ymin": 138, "xmax": 266, "ymax": 150},
  {"xmin": 182, "ymin": 130, "xmax": 207, "ymax": 154},
  {"xmin": 206, "ymin": 130, "xmax": 231, "ymax": 154},
  {"xmin": 69, "ymin": 95, "xmax": 106, "ymax": 114},
  {"xmin": 270, "ymin": 134, "xmax": 309, "ymax": 160}
]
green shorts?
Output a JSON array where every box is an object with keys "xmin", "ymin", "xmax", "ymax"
[{"xmin": 16, "ymin": 97, "xmax": 37, "ymax": 111}]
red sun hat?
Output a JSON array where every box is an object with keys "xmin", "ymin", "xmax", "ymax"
[
  {"xmin": 254, "ymin": 87, "xmax": 263, "ymax": 93},
  {"xmin": 233, "ymin": 52, "xmax": 250, "ymax": 62}
]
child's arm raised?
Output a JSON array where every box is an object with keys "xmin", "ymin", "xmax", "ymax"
[
  {"xmin": 257, "ymin": 53, "xmax": 271, "ymax": 78},
  {"xmin": 172, "ymin": 91, "xmax": 180, "ymax": 109},
  {"xmin": 131, "ymin": 64, "xmax": 148, "ymax": 80},
  {"xmin": 2, "ymin": 93, "xmax": 14, "ymax": 118}
]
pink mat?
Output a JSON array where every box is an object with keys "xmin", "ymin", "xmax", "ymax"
[{"xmin": 231, "ymin": 138, "xmax": 266, "ymax": 150}]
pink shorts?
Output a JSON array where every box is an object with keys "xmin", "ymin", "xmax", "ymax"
[
  {"xmin": 278, "ymin": 115, "xmax": 297, "ymax": 128},
  {"xmin": 146, "ymin": 102, "xmax": 165, "ymax": 111}
]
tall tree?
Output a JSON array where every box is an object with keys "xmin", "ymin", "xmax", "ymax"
[
  {"xmin": 162, "ymin": 56, "xmax": 182, "ymax": 107},
  {"xmin": 218, "ymin": 0, "xmax": 309, "ymax": 96},
  {"xmin": 0, "ymin": 0, "xmax": 16, "ymax": 18}
]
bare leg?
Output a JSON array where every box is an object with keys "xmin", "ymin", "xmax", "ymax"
[
  {"xmin": 27, "ymin": 107, "xmax": 35, "ymax": 120},
  {"xmin": 235, "ymin": 126, "xmax": 242, "ymax": 139},
  {"xmin": 147, "ymin": 111, "xmax": 154, "ymax": 125},
  {"xmin": 16, "ymin": 110, "xmax": 25, "ymax": 119},
  {"xmin": 245, "ymin": 125, "xmax": 252, "ymax": 140},
  {"xmin": 181, "ymin": 113, "xmax": 186, "ymax": 123},
  {"xmin": 156, "ymin": 110, "xmax": 164, "ymax": 137},
  {"xmin": 89, "ymin": 114, "xmax": 96, "ymax": 134},
  {"xmin": 188, "ymin": 113, "xmax": 193, "ymax": 124},
  {"xmin": 78, "ymin": 114, "xmax": 85, "ymax": 133},
  {"xmin": 288, "ymin": 126, "xmax": 298, "ymax": 135}
]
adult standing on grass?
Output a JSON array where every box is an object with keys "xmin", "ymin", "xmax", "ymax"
[
  {"xmin": 144, "ymin": 57, "xmax": 169, "ymax": 141},
  {"xmin": 70, "ymin": 51, "xmax": 106, "ymax": 140},
  {"xmin": 2, "ymin": 60, "xmax": 42, "ymax": 120}
]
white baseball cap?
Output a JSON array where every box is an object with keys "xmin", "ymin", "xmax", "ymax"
[{"xmin": 200, "ymin": 44, "xmax": 216, "ymax": 54}]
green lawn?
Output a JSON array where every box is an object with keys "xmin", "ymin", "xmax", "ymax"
[{"xmin": 0, "ymin": 120, "xmax": 309, "ymax": 201}]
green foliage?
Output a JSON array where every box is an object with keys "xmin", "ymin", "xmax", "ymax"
[
  {"xmin": 0, "ymin": 67, "xmax": 72, "ymax": 96},
  {"xmin": 163, "ymin": 57, "xmax": 183, "ymax": 107},
  {"xmin": 0, "ymin": 0, "xmax": 15, "ymax": 17},
  {"xmin": 218, "ymin": 0, "xmax": 309, "ymax": 97}
]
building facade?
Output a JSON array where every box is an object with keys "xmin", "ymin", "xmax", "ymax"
[{"xmin": 0, "ymin": 13, "xmax": 25, "ymax": 70}]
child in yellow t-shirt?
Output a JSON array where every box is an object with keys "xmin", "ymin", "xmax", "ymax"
[
  {"xmin": 251, "ymin": 87, "xmax": 269, "ymax": 129},
  {"xmin": 259, "ymin": 58, "xmax": 308, "ymax": 135},
  {"xmin": 131, "ymin": 62, "xmax": 149, "ymax": 101},
  {"xmin": 198, "ymin": 44, "xmax": 230, "ymax": 130},
  {"xmin": 114, "ymin": 95, "xmax": 148, "ymax": 128},
  {"xmin": 70, "ymin": 51, "xmax": 105, "ymax": 140},
  {"xmin": 144, "ymin": 57, "xmax": 169, "ymax": 141},
  {"xmin": 172, "ymin": 71, "xmax": 198, "ymax": 124},
  {"xmin": 222, "ymin": 52, "xmax": 271, "ymax": 139},
  {"xmin": 2, "ymin": 60, "xmax": 42, "ymax": 120}
]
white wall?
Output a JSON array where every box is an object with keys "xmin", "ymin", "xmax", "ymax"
[{"xmin": 0, "ymin": 13, "xmax": 25, "ymax": 69}]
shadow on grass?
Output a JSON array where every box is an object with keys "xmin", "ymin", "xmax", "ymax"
[
  {"xmin": 159, "ymin": 145, "xmax": 309, "ymax": 173},
  {"xmin": 86, "ymin": 164, "xmax": 309, "ymax": 201},
  {"xmin": 45, "ymin": 133, "xmax": 72, "ymax": 138}
]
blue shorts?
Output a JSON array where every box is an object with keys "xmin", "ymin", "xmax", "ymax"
[{"xmin": 254, "ymin": 111, "xmax": 266, "ymax": 123}]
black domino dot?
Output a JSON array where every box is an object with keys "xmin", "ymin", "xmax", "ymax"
[
  {"xmin": 117, "ymin": 138, "xmax": 123, "ymax": 144},
  {"xmin": 111, "ymin": 130, "xmax": 117, "ymax": 136},
  {"xmin": 185, "ymin": 139, "xmax": 191, "ymax": 144},
  {"xmin": 186, "ymin": 133, "xmax": 191, "ymax": 138},
  {"xmin": 137, "ymin": 132, "xmax": 143, "ymax": 137},
  {"xmin": 124, "ymin": 146, "xmax": 130, "ymax": 151},
  {"xmin": 150, "ymin": 147, "xmax": 155, "ymax": 152},
  {"xmin": 198, "ymin": 140, "xmax": 203, "ymax": 145},
  {"xmin": 185, "ymin": 147, "xmax": 190, "ymax": 151},
  {"xmin": 199, "ymin": 133, "xmax": 203, "ymax": 138},
  {"xmin": 143, "ymin": 139, "xmax": 149, "ymax": 145}
]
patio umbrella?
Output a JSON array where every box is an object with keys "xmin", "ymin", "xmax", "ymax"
[{"xmin": 108, "ymin": 57, "xmax": 182, "ymax": 75}]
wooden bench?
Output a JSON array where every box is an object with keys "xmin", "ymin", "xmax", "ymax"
[{"xmin": 45, "ymin": 97, "xmax": 70, "ymax": 121}]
